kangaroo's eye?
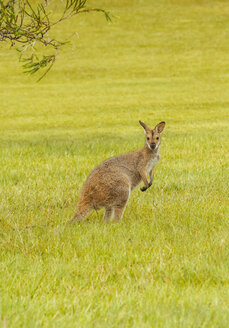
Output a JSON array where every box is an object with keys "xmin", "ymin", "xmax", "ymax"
[
  {"xmin": 156, "ymin": 137, "xmax": 159, "ymax": 140},
  {"xmin": 147, "ymin": 137, "xmax": 150, "ymax": 140}
]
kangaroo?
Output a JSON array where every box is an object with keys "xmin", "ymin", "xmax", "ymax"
[{"xmin": 70, "ymin": 121, "xmax": 165, "ymax": 223}]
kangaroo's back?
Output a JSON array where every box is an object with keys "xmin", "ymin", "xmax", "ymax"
[{"xmin": 86, "ymin": 149, "xmax": 143, "ymax": 189}]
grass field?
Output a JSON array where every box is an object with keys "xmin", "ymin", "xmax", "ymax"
[{"xmin": 0, "ymin": 0, "xmax": 229, "ymax": 327}]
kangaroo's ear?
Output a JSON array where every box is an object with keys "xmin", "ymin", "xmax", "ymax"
[
  {"xmin": 139, "ymin": 120, "xmax": 150, "ymax": 132},
  {"xmin": 155, "ymin": 121, "xmax": 165, "ymax": 134}
]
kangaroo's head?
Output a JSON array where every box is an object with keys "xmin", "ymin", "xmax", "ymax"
[{"xmin": 139, "ymin": 120, "xmax": 165, "ymax": 150}]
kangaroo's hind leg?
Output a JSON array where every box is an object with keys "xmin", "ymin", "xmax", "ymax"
[
  {"xmin": 112, "ymin": 184, "xmax": 130, "ymax": 222},
  {"xmin": 113, "ymin": 205, "xmax": 127, "ymax": 221},
  {"xmin": 103, "ymin": 207, "xmax": 113, "ymax": 222}
]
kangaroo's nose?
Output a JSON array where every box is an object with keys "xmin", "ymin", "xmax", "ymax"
[{"xmin": 151, "ymin": 142, "xmax": 156, "ymax": 149}]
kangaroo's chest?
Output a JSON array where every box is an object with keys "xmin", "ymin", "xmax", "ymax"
[{"xmin": 146, "ymin": 154, "xmax": 160, "ymax": 174}]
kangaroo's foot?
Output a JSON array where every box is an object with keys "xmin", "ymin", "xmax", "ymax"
[{"xmin": 68, "ymin": 215, "xmax": 83, "ymax": 224}]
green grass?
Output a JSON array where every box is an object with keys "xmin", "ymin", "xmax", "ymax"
[{"xmin": 0, "ymin": 0, "xmax": 229, "ymax": 327}]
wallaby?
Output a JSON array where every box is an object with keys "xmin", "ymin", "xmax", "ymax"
[{"xmin": 70, "ymin": 121, "xmax": 165, "ymax": 223}]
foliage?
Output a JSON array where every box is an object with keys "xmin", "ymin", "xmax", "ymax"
[{"xmin": 0, "ymin": 0, "xmax": 110, "ymax": 79}]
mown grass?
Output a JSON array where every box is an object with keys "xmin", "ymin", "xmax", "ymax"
[{"xmin": 0, "ymin": 0, "xmax": 229, "ymax": 327}]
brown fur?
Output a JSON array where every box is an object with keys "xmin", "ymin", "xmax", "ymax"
[{"xmin": 70, "ymin": 121, "xmax": 165, "ymax": 223}]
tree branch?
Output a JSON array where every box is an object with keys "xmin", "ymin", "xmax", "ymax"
[{"xmin": 0, "ymin": 0, "xmax": 111, "ymax": 80}]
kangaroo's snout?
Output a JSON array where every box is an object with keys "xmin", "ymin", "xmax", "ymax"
[{"xmin": 150, "ymin": 142, "xmax": 156, "ymax": 149}]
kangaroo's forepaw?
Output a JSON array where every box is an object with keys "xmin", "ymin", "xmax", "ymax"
[
  {"xmin": 148, "ymin": 182, "xmax": 152, "ymax": 187},
  {"xmin": 141, "ymin": 186, "xmax": 147, "ymax": 192}
]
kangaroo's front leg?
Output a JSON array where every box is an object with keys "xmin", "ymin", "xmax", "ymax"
[
  {"xmin": 149, "ymin": 169, "xmax": 154, "ymax": 187},
  {"xmin": 140, "ymin": 170, "xmax": 150, "ymax": 192}
]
